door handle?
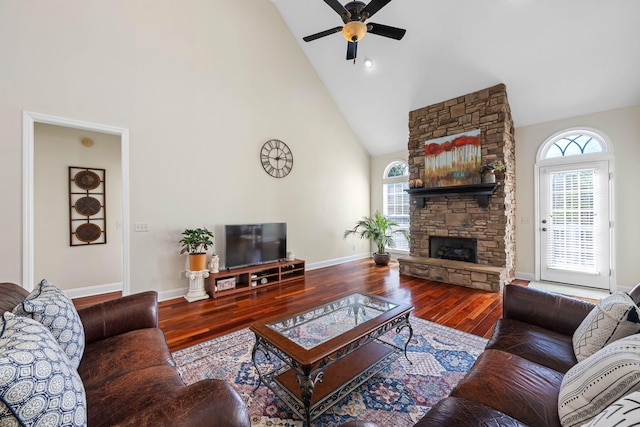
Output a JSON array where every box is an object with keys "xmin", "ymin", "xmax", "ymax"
[
  {"xmin": 541, "ymin": 220, "xmax": 547, "ymax": 224},
  {"xmin": 542, "ymin": 227, "xmax": 547, "ymax": 231}
]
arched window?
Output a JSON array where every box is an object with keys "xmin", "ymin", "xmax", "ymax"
[
  {"xmin": 539, "ymin": 130, "xmax": 607, "ymax": 160},
  {"xmin": 383, "ymin": 161, "xmax": 409, "ymax": 251}
]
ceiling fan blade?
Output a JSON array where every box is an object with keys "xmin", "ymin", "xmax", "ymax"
[
  {"xmin": 324, "ymin": 0, "xmax": 349, "ymax": 17},
  {"xmin": 303, "ymin": 26, "xmax": 343, "ymax": 42},
  {"xmin": 361, "ymin": 0, "xmax": 393, "ymax": 19},
  {"xmin": 346, "ymin": 41, "xmax": 358, "ymax": 60},
  {"xmin": 367, "ymin": 22, "xmax": 406, "ymax": 40}
]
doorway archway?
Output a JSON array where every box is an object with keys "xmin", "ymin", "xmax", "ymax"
[{"xmin": 23, "ymin": 112, "xmax": 130, "ymax": 295}]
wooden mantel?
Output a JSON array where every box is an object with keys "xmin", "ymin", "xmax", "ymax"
[{"xmin": 406, "ymin": 183, "xmax": 500, "ymax": 208}]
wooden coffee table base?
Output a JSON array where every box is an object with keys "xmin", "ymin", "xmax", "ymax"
[
  {"xmin": 251, "ymin": 313, "xmax": 412, "ymax": 426},
  {"xmin": 276, "ymin": 340, "xmax": 396, "ymax": 407}
]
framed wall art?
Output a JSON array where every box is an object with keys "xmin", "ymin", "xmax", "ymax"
[
  {"xmin": 69, "ymin": 166, "xmax": 106, "ymax": 246},
  {"xmin": 423, "ymin": 129, "xmax": 481, "ymax": 187}
]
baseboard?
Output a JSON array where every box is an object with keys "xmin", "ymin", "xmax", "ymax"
[
  {"xmin": 158, "ymin": 287, "xmax": 189, "ymax": 302},
  {"xmin": 514, "ymin": 271, "xmax": 535, "ymax": 281},
  {"xmin": 306, "ymin": 254, "xmax": 369, "ymax": 270},
  {"xmin": 65, "ymin": 255, "xmax": 388, "ymax": 302},
  {"xmin": 64, "ymin": 282, "xmax": 123, "ymax": 299}
]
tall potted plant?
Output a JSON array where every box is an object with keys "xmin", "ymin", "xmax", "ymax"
[
  {"xmin": 344, "ymin": 212, "xmax": 410, "ymax": 266},
  {"xmin": 179, "ymin": 227, "xmax": 214, "ymax": 271}
]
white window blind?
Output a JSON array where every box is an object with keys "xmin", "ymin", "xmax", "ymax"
[
  {"xmin": 547, "ymin": 169, "xmax": 598, "ymax": 274},
  {"xmin": 383, "ymin": 161, "xmax": 410, "ymax": 251},
  {"xmin": 384, "ymin": 181, "xmax": 409, "ymax": 250}
]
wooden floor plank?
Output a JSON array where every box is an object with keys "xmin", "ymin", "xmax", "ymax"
[{"xmin": 75, "ymin": 259, "xmax": 511, "ymax": 352}]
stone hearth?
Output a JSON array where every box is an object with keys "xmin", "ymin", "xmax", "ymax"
[{"xmin": 399, "ymin": 84, "xmax": 516, "ymax": 292}]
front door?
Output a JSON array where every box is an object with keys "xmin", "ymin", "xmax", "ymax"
[{"xmin": 538, "ymin": 160, "xmax": 611, "ymax": 290}]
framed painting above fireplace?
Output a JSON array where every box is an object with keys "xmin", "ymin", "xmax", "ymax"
[{"xmin": 423, "ymin": 129, "xmax": 481, "ymax": 188}]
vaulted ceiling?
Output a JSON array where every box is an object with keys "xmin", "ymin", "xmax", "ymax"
[{"xmin": 273, "ymin": 0, "xmax": 640, "ymax": 155}]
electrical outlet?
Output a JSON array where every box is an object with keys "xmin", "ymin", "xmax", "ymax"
[
  {"xmin": 134, "ymin": 222, "xmax": 150, "ymax": 232},
  {"xmin": 179, "ymin": 270, "xmax": 186, "ymax": 279}
]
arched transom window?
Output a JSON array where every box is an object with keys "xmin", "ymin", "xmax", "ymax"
[{"xmin": 540, "ymin": 131, "xmax": 607, "ymax": 160}]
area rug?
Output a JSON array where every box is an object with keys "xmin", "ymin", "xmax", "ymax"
[{"xmin": 172, "ymin": 317, "xmax": 487, "ymax": 426}]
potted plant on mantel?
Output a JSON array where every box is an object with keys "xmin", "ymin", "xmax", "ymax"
[
  {"xmin": 179, "ymin": 227, "xmax": 214, "ymax": 271},
  {"xmin": 344, "ymin": 212, "xmax": 410, "ymax": 266},
  {"xmin": 480, "ymin": 161, "xmax": 505, "ymax": 183}
]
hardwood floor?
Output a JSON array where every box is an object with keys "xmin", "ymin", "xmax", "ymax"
[{"xmin": 74, "ymin": 258, "xmax": 516, "ymax": 352}]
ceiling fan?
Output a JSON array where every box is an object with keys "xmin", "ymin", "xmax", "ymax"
[{"xmin": 303, "ymin": 0, "xmax": 406, "ymax": 62}]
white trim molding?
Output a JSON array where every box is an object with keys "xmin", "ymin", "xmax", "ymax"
[{"xmin": 22, "ymin": 111, "xmax": 131, "ymax": 295}]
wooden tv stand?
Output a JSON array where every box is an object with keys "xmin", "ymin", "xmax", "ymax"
[{"xmin": 205, "ymin": 259, "xmax": 305, "ymax": 298}]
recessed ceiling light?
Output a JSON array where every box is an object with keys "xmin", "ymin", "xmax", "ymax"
[{"xmin": 364, "ymin": 59, "xmax": 374, "ymax": 69}]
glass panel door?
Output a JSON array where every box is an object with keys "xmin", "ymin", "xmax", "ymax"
[{"xmin": 538, "ymin": 160, "xmax": 610, "ymax": 289}]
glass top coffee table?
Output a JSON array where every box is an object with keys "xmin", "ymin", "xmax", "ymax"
[{"xmin": 250, "ymin": 292, "xmax": 413, "ymax": 426}]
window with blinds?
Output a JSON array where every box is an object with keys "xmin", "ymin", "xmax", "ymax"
[
  {"xmin": 383, "ymin": 161, "xmax": 410, "ymax": 251},
  {"xmin": 547, "ymin": 168, "xmax": 598, "ymax": 273}
]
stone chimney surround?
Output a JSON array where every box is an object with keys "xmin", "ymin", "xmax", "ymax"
[{"xmin": 398, "ymin": 84, "xmax": 516, "ymax": 292}]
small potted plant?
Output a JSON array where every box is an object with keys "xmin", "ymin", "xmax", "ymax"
[
  {"xmin": 344, "ymin": 211, "xmax": 410, "ymax": 266},
  {"xmin": 480, "ymin": 161, "xmax": 505, "ymax": 183},
  {"xmin": 179, "ymin": 227, "xmax": 214, "ymax": 271}
]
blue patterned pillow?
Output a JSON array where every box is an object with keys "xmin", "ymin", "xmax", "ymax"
[
  {"xmin": 0, "ymin": 312, "xmax": 87, "ymax": 426},
  {"xmin": 13, "ymin": 279, "xmax": 85, "ymax": 369}
]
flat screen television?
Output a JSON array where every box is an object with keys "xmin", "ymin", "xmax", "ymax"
[{"xmin": 224, "ymin": 223, "xmax": 287, "ymax": 269}]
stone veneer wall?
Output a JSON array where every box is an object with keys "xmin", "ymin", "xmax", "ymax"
[{"xmin": 399, "ymin": 84, "xmax": 516, "ymax": 292}]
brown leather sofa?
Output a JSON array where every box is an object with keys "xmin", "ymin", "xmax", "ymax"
[
  {"xmin": 0, "ymin": 282, "xmax": 250, "ymax": 427},
  {"xmin": 415, "ymin": 283, "xmax": 640, "ymax": 426}
]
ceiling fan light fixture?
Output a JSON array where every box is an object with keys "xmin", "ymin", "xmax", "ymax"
[{"xmin": 342, "ymin": 21, "xmax": 367, "ymax": 42}]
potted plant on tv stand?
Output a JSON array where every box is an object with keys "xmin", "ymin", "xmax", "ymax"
[
  {"xmin": 179, "ymin": 227, "xmax": 214, "ymax": 271},
  {"xmin": 343, "ymin": 211, "xmax": 410, "ymax": 266}
]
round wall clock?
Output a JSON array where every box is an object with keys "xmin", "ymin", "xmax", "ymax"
[{"xmin": 260, "ymin": 139, "xmax": 293, "ymax": 178}]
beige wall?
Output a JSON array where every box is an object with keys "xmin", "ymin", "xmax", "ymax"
[
  {"xmin": 34, "ymin": 124, "xmax": 122, "ymax": 289},
  {"xmin": 0, "ymin": 1, "xmax": 370, "ymax": 294},
  {"xmin": 515, "ymin": 105, "xmax": 640, "ymax": 289}
]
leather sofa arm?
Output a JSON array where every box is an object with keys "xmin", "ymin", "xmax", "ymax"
[
  {"xmin": 502, "ymin": 284, "xmax": 595, "ymax": 336},
  {"xmin": 0, "ymin": 282, "xmax": 30, "ymax": 313},
  {"xmin": 115, "ymin": 379, "xmax": 250, "ymax": 427},
  {"xmin": 78, "ymin": 291, "xmax": 159, "ymax": 345}
]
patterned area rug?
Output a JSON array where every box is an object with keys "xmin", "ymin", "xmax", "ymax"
[{"xmin": 172, "ymin": 317, "xmax": 487, "ymax": 426}]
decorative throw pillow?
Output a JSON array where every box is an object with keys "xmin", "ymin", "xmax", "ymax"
[
  {"xmin": 558, "ymin": 334, "xmax": 640, "ymax": 427},
  {"xmin": 13, "ymin": 279, "xmax": 85, "ymax": 369},
  {"xmin": 583, "ymin": 390, "xmax": 640, "ymax": 426},
  {"xmin": 0, "ymin": 312, "xmax": 87, "ymax": 427},
  {"xmin": 572, "ymin": 291, "xmax": 640, "ymax": 362}
]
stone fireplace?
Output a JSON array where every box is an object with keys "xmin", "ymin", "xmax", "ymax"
[{"xmin": 398, "ymin": 84, "xmax": 516, "ymax": 292}]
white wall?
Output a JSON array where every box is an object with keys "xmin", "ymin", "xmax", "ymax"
[
  {"xmin": 0, "ymin": 1, "xmax": 370, "ymax": 294},
  {"xmin": 34, "ymin": 124, "xmax": 122, "ymax": 289},
  {"xmin": 515, "ymin": 105, "xmax": 640, "ymax": 289}
]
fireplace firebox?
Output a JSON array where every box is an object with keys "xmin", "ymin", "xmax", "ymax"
[{"xmin": 429, "ymin": 237, "xmax": 478, "ymax": 263}]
